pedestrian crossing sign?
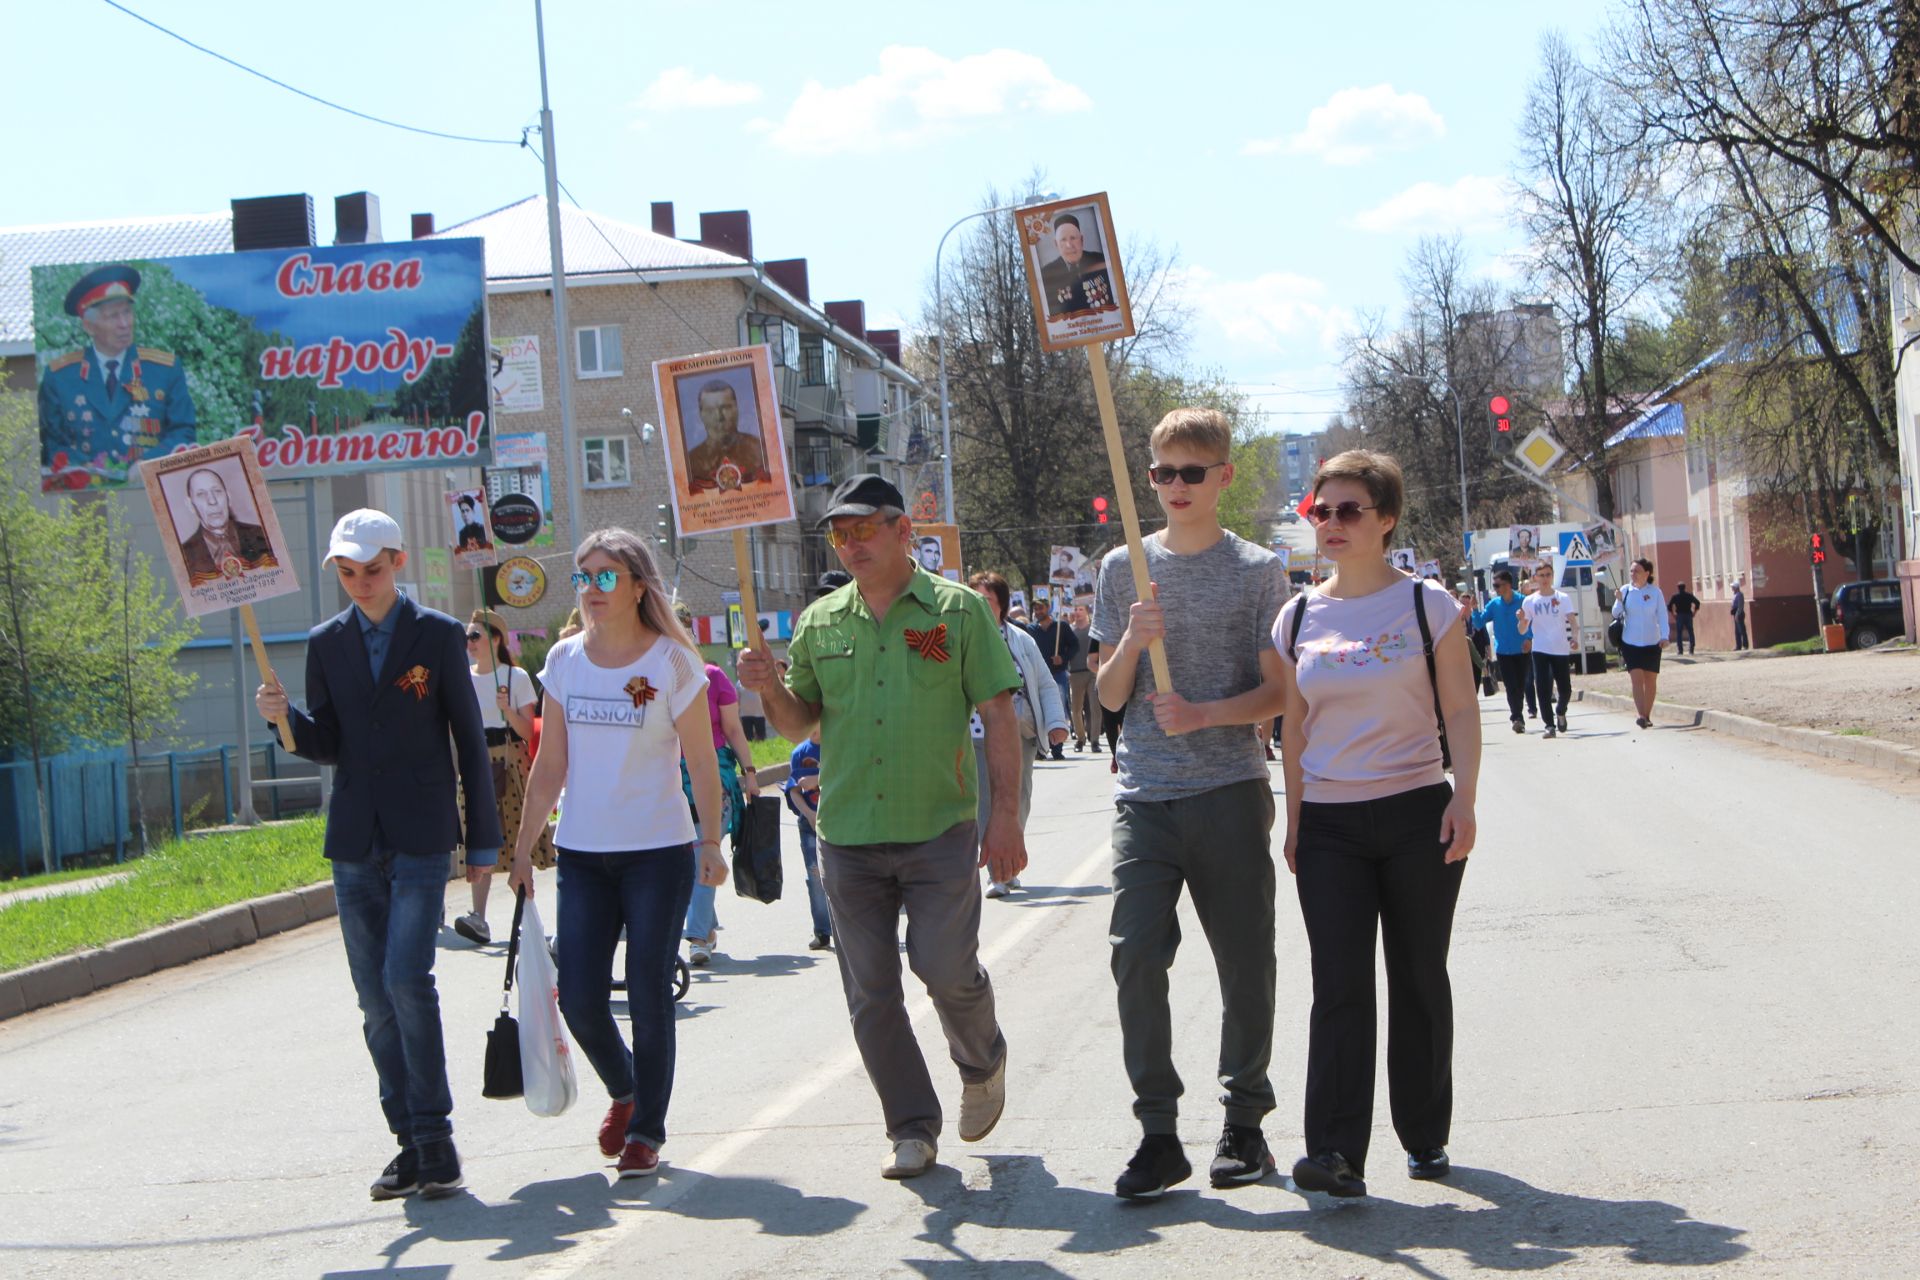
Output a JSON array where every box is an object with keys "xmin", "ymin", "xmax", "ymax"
[{"xmin": 1560, "ymin": 532, "xmax": 1593, "ymax": 564}]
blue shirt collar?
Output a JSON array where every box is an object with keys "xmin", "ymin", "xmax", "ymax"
[{"xmin": 353, "ymin": 602, "xmax": 400, "ymax": 637}]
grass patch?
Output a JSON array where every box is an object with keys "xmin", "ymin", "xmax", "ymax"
[
  {"xmin": 0, "ymin": 817, "xmax": 328, "ymax": 974},
  {"xmin": 1837, "ymin": 727, "xmax": 1870, "ymax": 737},
  {"xmin": 749, "ymin": 736, "xmax": 798, "ymax": 770},
  {"xmin": 1770, "ymin": 638, "xmax": 1824, "ymax": 655},
  {"xmin": 0, "ymin": 862, "xmax": 128, "ymax": 894}
]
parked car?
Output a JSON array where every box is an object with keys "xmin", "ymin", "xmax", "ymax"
[{"xmin": 1831, "ymin": 579, "xmax": 1904, "ymax": 649}]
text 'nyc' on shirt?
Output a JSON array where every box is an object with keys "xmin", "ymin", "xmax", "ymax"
[
  {"xmin": 1091, "ymin": 531, "xmax": 1288, "ymax": 802},
  {"xmin": 1520, "ymin": 589, "xmax": 1575, "ymax": 657},
  {"xmin": 537, "ymin": 634, "xmax": 707, "ymax": 852},
  {"xmin": 1276, "ymin": 577, "xmax": 1460, "ymax": 804}
]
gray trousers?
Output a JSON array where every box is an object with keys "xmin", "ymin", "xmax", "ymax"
[
  {"xmin": 1110, "ymin": 776, "xmax": 1278, "ymax": 1133},
  {"xmin": 819, "ymin": 820, "xmax": 1006, "ymax": 1145}
]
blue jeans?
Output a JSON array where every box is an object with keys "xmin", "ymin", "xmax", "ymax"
[
  {"xmin": 555, "ymin": 845, "xmax": 696, "ymax": 1150},
  {"xmin": 684, "ymin": 820, "xmax": 720, "ymax": 943},
  {"xmin": 799, "ymin": 821, "xmax": 832, "ymax": 939},
  {"xmin": 331, "ymin": 850, "xmax": 455, "ymax": 1146},
  {"xmin": 682, "ymin": 754, "xmax": 742, "ymax": 942}
]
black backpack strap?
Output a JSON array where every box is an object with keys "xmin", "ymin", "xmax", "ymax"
[
  {"xmin": 1412, "ymin": 583, "xmax": 1453, "ymax": 772},
  {"xmin": 498, "ymin": 885, "xmax": 527, "ymax": 1012},
  {"xmin": 1286, "ymin": 591, "xmax": 1309, "ymax": 662}
]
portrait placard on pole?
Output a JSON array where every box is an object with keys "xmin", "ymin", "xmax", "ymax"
[
  {"xmin": 1016, "ymin": 191, "xmax": 1170, "ymax": 696},
  {"xmin": 447, "ymin": 486, "xmax": 497, "ymax": 569},
  {"xmin": 913, "ymin": 522, "xmax": 964, "ymax": 581},
  {"xmin": 652, "ymin": 344, "xmax": 796, "ymax": 650},
  {"xmin": 140, "ymin": 436, "xmax": 298, "ymax": 748}
]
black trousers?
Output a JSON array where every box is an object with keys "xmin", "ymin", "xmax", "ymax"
[
  {"xmin": 1295, "ymin": 782, "xmax": 1465, "ymax": 1176},
  {"xmin": 1496, "ymin": 653, "xmax": 1533, "ymax": 721},
  {"xmin": 1531, "ymin": 652, "xmax": 1571, "ymax": 719}
]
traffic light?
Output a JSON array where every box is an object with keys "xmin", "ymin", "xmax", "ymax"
[
  {"xmin": 1810, "ymin": 532, "xmax": 1826, "ymax": 565},
  {"xmin": 1092, "ymin": 495, "xmax": 1109, "ymax": 525},
  {"xmin": 1487, "ymin": 394, "xmax": 1514, "ymax": 453},
  {"xmin": 656, "ymin": 503, "xmax": 677, "ymax": 556}
]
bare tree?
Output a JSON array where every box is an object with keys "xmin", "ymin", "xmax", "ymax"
[{"xmin": 1517, "ymin": 31, "xmax": 1673, "ymax": 518}]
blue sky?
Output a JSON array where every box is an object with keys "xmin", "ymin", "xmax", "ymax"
[{"xmin": 5, "ymin": 0, "xmax": 1615, "ymax": 430}]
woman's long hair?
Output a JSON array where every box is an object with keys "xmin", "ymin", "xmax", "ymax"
[{"xmin": 575, "ymin": 528, "xmax": 697, "ymax": 651}]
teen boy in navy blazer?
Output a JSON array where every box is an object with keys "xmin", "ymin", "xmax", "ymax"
[{"xmin": 257, "ymin": 509, "xmax": 500, "ymax": 1200}]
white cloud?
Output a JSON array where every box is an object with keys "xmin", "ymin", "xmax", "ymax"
[
  {"xmin": 1175, "ymin": 266, "xmax": 1353, "ymax": 353},
  {"xmin": 1352, "ymin": 175, "xmax": 1513, "ymax": 234},
  {"xmin": 766, "ymin": 47, "xmax": 1090, "ymax": 156},
  {"xmin": 1244, "ymin": 84, "xmax": 1445, "ymax": 166},
  {"xmin": 632, "ymin": 68, "xmax": 763, "ymax": 113}
]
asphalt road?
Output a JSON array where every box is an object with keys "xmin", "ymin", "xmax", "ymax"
[{"xmin": 3, "ymin": 697, "xmax": 1918, "ymax": 1278}]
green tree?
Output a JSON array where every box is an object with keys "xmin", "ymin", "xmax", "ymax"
[{"xmin": 0, "ymin": 378, "xmax": 197, "ymax": 868}]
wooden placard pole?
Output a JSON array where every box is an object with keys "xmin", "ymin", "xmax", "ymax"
[
  {"xmin": 1085, "ymin": 348, "xmax": 1173, "ymax": 693},
  {"xmin": 731, "ymin": 528, "xmax": 766, "ymax": 651},
  {"xmin": 240, "ymin": 604, "xmax": 296, "ymax": 751}
]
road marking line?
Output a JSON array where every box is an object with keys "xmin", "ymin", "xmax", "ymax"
[{"xmin": 530, "ymin": 837, "xmax": 1117, "ymax": 1278}]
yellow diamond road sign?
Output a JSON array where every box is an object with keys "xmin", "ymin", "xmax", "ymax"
[{"xmin": 1517, "ymin": 427, "xmax": 1565, "ymax": 475}]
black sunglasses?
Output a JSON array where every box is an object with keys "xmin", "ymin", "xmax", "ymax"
[
  {"xmin": 465, "ymin": 628, "xmax": 486, "ymax": 641},
  {"xmin": 1148, "ymin": 462, "xmax": 1226, "ymax": 486},
  {"xmin": 1305, "ymin": 500, "xmax": 1377, "ymax": 525}
]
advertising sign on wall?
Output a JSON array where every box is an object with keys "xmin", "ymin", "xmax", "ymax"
[
  {"xmin": 490, "ymin": 431, "xmax": 554, "ymax": 547},
  {"xmin": 489, "ymin": 334, "xmax": 543, "ymax": 413},
  {"xmin": 33, "ymin": 238, "xmax": 490, "ymax": 491}
]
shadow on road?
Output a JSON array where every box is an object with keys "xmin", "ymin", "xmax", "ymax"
[
  {"xmin": 1006, "ymin": 883, "xmax": 1109, "ymax": 908},
  {"xmin": 610, "ymin": 1166, "xmax": 865, "ymax": 1235},
  {"xmin": 897, "ymin": 1155, "xmax": 1747, "ymax": 1272}
]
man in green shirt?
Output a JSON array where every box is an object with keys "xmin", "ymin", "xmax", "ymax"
[{"xmin": 738, "ymin": 474, "xmax": 1026, "ymax": 1181}]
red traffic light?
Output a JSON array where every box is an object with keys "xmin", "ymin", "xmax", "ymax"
[
  {"xmin": 1092, "ymin": 496, "xmax": 1109, "ymax": 512},
  {"xmin": 1488, "ymin": 395, "xmax": 1511, "ymax": 416},
  {"xmin": 1811, "ymin": 532, "xmax": 1826, "ymax": 564},
  {"xmin": 1093, "ymin": 495, "xmax": 1109, "ymax": 523}
]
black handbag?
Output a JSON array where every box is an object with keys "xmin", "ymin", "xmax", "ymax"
[
  {"xmin": 731, "ymin": 794, "xmax": 784, "ymax": 904},
  {"xmin": 481, "ymin": 888, "xmax": 527, "ymax": 1100},
  {"xmin": 1607, "ymin": 589, "xmax": 1628, "ymax": 651}
]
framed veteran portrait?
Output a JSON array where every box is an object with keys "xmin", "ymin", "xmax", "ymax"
[
  {"xmin": 1016, "ymin": 192, "xmax": 1135, "ymax": 353},
  {"xmin": 653, "ymin": 345, "xmax": 795, "ymax": 537},
  {"xmin": 142, "ymin": 436, "xmax": 299, "ymax": 618}
]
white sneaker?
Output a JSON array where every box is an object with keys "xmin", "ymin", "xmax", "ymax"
[
  {"xmin": 958, "ymin": 1052, "xmax": 1007, "ymax": 1142},
  {"xmin": 984, "ymin": 882, "xmax": 1010, "ymax": 899},
  {"xmin": 1007, "ymin": 876, "xmax": 1022, "ymax": 890},
  {"xmin": 882, "ymin": 1138, "xmax": 937, "ymax": 1179},
  {"xmin": 688, "ymin": 941, "xmax": 712, "ymax": 966}
]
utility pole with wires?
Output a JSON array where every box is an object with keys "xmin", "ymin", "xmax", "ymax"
[{"xmin": 533, "ymin": 0, "xmax": 582, "ymax": 553}]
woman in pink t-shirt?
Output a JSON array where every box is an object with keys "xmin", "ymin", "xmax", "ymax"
[
  {"xmin": 1273, "ymin": 450, "xmax": 1483, "ymax": 1200},
  {"xmin": 674, "ymin": 604, "xmax": 761, "ymax": 965}
]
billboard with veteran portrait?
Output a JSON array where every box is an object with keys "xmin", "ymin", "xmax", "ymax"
[
  {"xmin": 1016, "ymin": 192, "xmax": 1135, "ymax": 353},
  {"xmin": 33, "ymin": 238, "xmax": 489, "ymax": 492},
  {"xmin": 653, "ymin": 345, "xmax": 794, "ymax": 537}
]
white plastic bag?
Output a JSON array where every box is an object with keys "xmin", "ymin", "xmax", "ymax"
[{"xmin": 516, "ymin": 898, "xmax": 578, "ymax": 1117}]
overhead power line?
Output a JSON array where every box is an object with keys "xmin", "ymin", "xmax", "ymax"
[{"xmin": 102, "ymin": 0, "xmax": 522, "ymax": 146}]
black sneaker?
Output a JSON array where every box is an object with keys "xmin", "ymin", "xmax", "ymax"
[
  {"xmin": 1556, "ymin": 714, "xmax": 1568, "ymax": 733},
  {"xmin": 1542, "ymin": 726, "xmax": 1557, "ymax": 739},
  {"xmin": 1510, "ymin": 717, "xmax": 1525, "ymax": 734},
  {"xmin": 1209, "ymin": 1123, "xmax": 1276, "ymax": 1187},
  {"xmin": 1091, "ymin": 742, "xmax": 1102, "ymax": 754},
  {"xmin": 1114, "ymin": 1135, "xmax": 1191, "ymax": 1201},
  {"xmin": 1292, "ymin": 1150, "xmax": 1367, "ymax": 1198},
  {"xmin": 415, "ymin": 1137, "xmax": 463, "ymax": 1199},
  {"xmin": 1050, "ymin": 744, "xmax": 1066, "ymax": 761},
  {"xmin": 369, "ymin": 1146, "xmax": 418, "ymax": 1201},
  {"xmin": 808, "ymin": 933, "xmax": 831, "ymax": 951}
]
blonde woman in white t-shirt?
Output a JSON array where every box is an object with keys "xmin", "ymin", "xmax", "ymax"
[
  {"xmin": 1272, "ymin": 450, "xmax": 1482, "ymax": 1200},
  {"xmin": 508, "ymin": 529, "xmax": 727, "ymax": 1180}
]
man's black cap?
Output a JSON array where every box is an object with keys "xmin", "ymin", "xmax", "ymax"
[
  {"xmin": 818, "ymin": 473, "xmax": 905, "ymax": 526},
  {"xmin": 816, "ymin": 569, "xmax": 852, "ymax": 597}
]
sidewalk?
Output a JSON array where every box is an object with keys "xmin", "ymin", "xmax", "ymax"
[{"xmin": 1576, "ymin": 646, "xmax": 1920, "ymax": 749}]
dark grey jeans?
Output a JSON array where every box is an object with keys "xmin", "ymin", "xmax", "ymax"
[
  {"xmin": 819, "ymin": 820, "xmax": 1005, "ymax": 1145},
  {"xmin": 1110, "ymin": 776, "xmax": 1278, "ymax": 1134}
]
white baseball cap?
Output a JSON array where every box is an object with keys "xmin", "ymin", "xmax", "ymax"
[{"xmin": 325, "ymin": 509, "xmax": 404, "ymax": 565}]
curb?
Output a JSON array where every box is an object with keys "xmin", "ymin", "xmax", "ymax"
[
  {"xmin": 0, "ymin": 880, "xmax": 336, "ymax": 1024},
  {"xmin": 1574, "ymin": 690, "xmax": 1920, "ymax": 776}
]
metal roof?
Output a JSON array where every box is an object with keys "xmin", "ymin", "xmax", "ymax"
[
  {"xmin": 1605, "ymin": 399, "xmax": 1686, "ymax": 448},
  {"xmin": 430, "ymin": 195, "xmax": 745, "ymax": 280},
  {"xmin": 0, "ymin": 211, "xmax": 232, "ymax": 349}
]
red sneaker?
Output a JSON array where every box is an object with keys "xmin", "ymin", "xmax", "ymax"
[
  {"xmin": 617, "ymin": 1140, "xmax": 660, "ymax": 1179},
  {"xmin": 598, "ymin": 1100, "xmax": 634, "ymax": 1158}
]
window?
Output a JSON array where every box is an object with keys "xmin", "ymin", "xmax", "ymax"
[
  {"xmin": 582, "ymin": 436, "xmax": 630, "ymax": 487},
  {"xmin": 800, "ymin": 333, "xmax": 838, "ymax": 388},
  {"xmin": 575, "ymin": 324, "xmax": 623, "ymax": 378},
  {"xmin": 747, "ymin": 314, "xmax": 801, "ymax": 370}
]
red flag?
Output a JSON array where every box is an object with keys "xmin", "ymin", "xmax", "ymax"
[{"xmin": 1296, "ymin": 491, "xmax": 1316, "ymax": 518}]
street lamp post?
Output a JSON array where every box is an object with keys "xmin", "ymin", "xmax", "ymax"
[{"xmin": 934, "ymin": 194, "xmax": 1054, "ymax": 526}]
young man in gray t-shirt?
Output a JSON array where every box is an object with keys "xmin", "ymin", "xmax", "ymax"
[{"xmin": 1092, "ymin": 408, "xmax": 1289, "ymax": 1200}]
